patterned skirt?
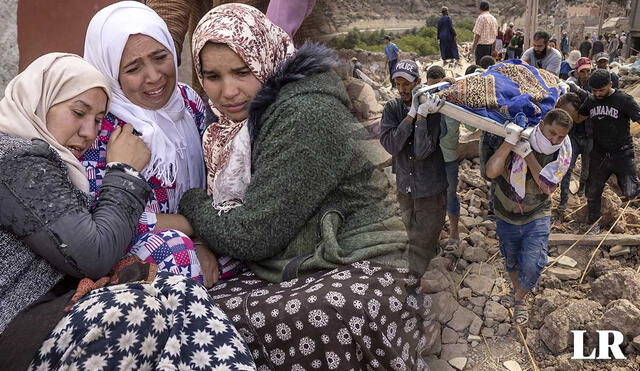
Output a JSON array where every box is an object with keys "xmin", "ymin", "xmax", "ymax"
[
  {"xmin": 210, "ymin": 261, "xmax": 429, "ymax": 370},
  {"xmin": 29, "ymin": 272, "xmax": 256, "ymax": 370}
]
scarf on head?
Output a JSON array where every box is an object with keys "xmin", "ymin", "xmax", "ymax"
[
  {"xmin": 84, "ymin": 1, "xmax": 205, "ymax": 208},
  {"xmin": 192, "ymin": 3, "xmax": 295, "ymax": 211},
  {"xmin": 509, "ymin": 124, "xmax": 572, "ymax": 201},
  {"xmin": 0, "ymin": 53, "xmax": 111, "ymax": 193}
]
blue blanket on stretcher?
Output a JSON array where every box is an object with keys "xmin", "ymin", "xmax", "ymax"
[{"xmin": 439, "ymin": 59, "xmax": 565, "ymax": 127}]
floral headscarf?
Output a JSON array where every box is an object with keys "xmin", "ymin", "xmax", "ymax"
[{"xmin": 192, "ymin": 4, "xmax": 295, "ymax": 210}]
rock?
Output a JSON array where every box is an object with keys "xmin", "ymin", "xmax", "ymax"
[
  {"xmin": 632, "ymin": 335, "xmax": 640, "ymax": 351},
  {"xmin": 472, "ymin": 305, "xmax": 484, "ymax": 317},
  {"xmin": 484, "ymin": 301, "xmax": 510, "ymax": 322},
  {"xmin": 468, "ymin": 263, "xmax": 495, "ymax": 277},
  {"xmin": 430, "ymin": 291, "xmax": 460, "ymax": 324},
  {"xmin": 427, "ymin": 359, "xmax": 455, "ymax": 371},
  {"xmin": 344, "ymin": 78, "xmax": 383, "ymax": 120},
  {"xmin": 468, "ymin": 206, "xmax": 483, "ymax": 216},
  {"xmin": 469, "ymin": 317, "xmax": 482, "ymax": 335},
  {"xmin": 503, "ymin": 360, "xmax": 523, "ymax": 371},
  {"xmin": 440, "ymin": 343, "xmax": 468, "ymax": 361},
  {"xmin": 427, "ymin": 256, "xmax": 453, "ymax": 272},
  {"xmin": 421, "ymin": 269, "xmax": 452, "ymax": 293},
  {"xmin": 460, "ymin": 216, "xmax": 478, "ymax": 228},
  {"xmin": 599, "ymin": 299, "xmax": 640, "ymax": 338},
  {"xmin": 463, "ymin": 274, "xmax": 494, "ymax": 296},
  {"xmin": 554, "ymin": 256, "xmax": 578, "ymax": 268},
  {"xmin": 547, "ymin": 267, "xmax": 581, "ymax": 280},
  {"xmin": 592, "ymin": 258, "xmax": 622, "ymax": 278},
  {"xmin": 539, "ymin": 299, "xmax": 602, "ymax": 354},
  {"xmin": 462, "ymin": 246, "xmax": 488, "ymax": 262},
  {"xmin": 442, "ymin": 327, "xmax": 459, "ymax": 344},
  {"xmin": 458, "ymin": 287, "xmax": 472, "ymax": 299},
  {"xmin": 467, "ymin": 334, "xmax": 482, "ymax": 342},
  {"xmin": 448, "ymin": 357, "xmax": 467, "ymax": 370},
  {"xmin": 481, "ymin": 327, "xmax": 495, "ymax": 337},
  {"xmin": 484, "ymin": 318, "xmax": 495, "ymax": 328},
  {"xmin": 448, "ymin": 306, "xmax": 479, "ymax": 332},
  {"xmin": 497, "ymin": 323, "xmax": 511, "ymax": 336},
  {"xmin": 470, "ymin": 197, "xmax": 482, "ymax": 209},
  {"xmin": 609, "ymin": 245, "xmax": 631, "ymax": 257},
  {"xmin": 422, "ymin": 320, "xmax": 442, "ymax": 355},
  {"xmin": 591, "ymin": 269, "xmax": 640, "ymax": 306},
  {"xmin": 469, "ymin": 296, "xmax": 487, "ymax": 308}
]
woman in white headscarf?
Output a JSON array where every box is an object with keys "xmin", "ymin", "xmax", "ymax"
[
  {"xmin": 82, "ymin": 1, "xmax": 229, "ymax": 287},
  {"xmin": 0, "ymin": 52, "xmax": 255, "ymax": 370}
]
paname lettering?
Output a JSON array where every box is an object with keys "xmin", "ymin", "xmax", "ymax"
[{"xmin": 589, "ymin": 105, "xmax": 619, "ymax": 119}]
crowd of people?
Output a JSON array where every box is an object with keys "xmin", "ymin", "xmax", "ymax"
[{"xmin": 379, "ymin": 0, "xmax": 640, "ymax": 327}]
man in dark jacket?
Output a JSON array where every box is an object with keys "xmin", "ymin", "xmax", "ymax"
[
  {"xmin": 380, "ymin": 59, "xmax": 448, "ymax": 265},
  {"xmin": 591, "ymin": 35, "xmax": 605, "ymax": 58},
  {"xmin": 579, "ymin": 35, "xmax": 592, "ymax": 57}
]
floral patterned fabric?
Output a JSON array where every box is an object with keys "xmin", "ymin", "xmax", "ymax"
[
  {"xmin": 191, "ymin": 3, "xmax": 295, "ymax": 210},
  {"xmin": 209, "ymin": 262, "xmax": 429, "ymax": 370},
  {"xmin": 29, "ymin": 272, "xmax": 256, "ymax": 370}
]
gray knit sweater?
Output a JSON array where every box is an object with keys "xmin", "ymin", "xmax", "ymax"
[{"xmin": 0, "ymin": 135, "xmax": 151, "ymax": 333}]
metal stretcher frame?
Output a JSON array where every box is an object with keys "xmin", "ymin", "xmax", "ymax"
[{"xmin": 422, "ymin": 72, "xmax": 535, "ymax": 139}]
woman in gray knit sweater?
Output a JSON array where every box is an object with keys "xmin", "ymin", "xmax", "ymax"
[
  {"xmin": 179, "ymin": 4, "xmax": 430, "ymax": 369},
  {"xmin": 0, "ymin": 53, "xmax": 254, "ymax": 369}
]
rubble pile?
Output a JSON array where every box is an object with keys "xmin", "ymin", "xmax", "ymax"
[{"xmin": 343, "ymin": 51, "xmax": 640, "ymax": 369}]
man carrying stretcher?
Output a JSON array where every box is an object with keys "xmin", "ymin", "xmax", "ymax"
[{"xmin": 415, "ymin": 61, "xmax": 574, "ymax": 325}]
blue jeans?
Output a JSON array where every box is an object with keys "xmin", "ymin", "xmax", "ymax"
[
  {"xmin": 560, "ymin": 134, "xmax": 592, "ymax": 204},
  {"xmin": 496, "ymin": 217, "xmax": 550, "ymax": 290},
  {"xmin": 444, "ymin": 160, "xmax": 460, "ymax": 216}
]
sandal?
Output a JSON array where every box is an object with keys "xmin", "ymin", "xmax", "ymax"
[
  {"xmin": 513, "ymin": 300, "xmax": 529, "ymax": 326},
  {"xmin": 444, "ymin": 238, "xmax": 459, "ymax": 253},
  {"xmin": 499, "ymin": 289, "xmax": 516, "ymax": 309}
]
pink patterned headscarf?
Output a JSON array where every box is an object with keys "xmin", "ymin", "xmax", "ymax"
[{"xmin": 192, "ymin": 4, "xmax": 295, "ymax": 206}]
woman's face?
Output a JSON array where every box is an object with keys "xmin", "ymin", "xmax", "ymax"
[
  {"xmin": 540, "ymin": 121, "xmax": 570, "ymax": 146},
  {"xmin": 119, "ymin": 34, "xmax": 176, "ymax": 110},
  {"xmin": 46, "ymin": 87, "xmax": 108, "ymax": 159},
  {"xmin": 199, "ymin": 43, "xmax": 262, "ymax": 122}
]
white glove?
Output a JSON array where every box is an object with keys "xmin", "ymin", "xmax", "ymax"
[
  {"xmin": 512, "ymin": 139, "xmax": 532, "ymax": 157},
  {"xmin": 504, "ymin": 122, "xmax": 524, "ymax": 145},
  {"xmin": 417, "ymin": 93, "xmax": 443, "ymax": 116},
  {"xmin": 408, "ymin": 84, "xmax": 425, "ymax": 118}
]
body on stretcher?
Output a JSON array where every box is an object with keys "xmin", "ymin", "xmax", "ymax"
[{"xmin": 417, "ymin": 72, "xmax": 568, "ymax": 140}]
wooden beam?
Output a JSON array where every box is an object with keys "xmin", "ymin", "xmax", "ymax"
[{"xmin": 549, "ymin": 233, "xmax": 640, "ymax": 247}]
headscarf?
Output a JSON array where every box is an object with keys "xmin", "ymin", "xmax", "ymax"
[
  {"xmin": 0, "ymin": 53, "xmax": 111, "ymax": 193},
  {"xmin": 509, "ymin": 124, "xmax": 572, "ymax": 201},
  {"xmin": 192, "ymin": 3, "xmax": 295, "ymax": 211},
  {"xmin": 84, "ymin": 1, "xmax": 205, "ymax": 208}
]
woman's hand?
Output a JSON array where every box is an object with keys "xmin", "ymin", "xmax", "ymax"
[
  {"xmin": 106, "ymin": 124, "xmax": 151, "ymax": 171},
  {"xmin": 194, "ymin": 240, "xmax": 219, "ymax": 289}
]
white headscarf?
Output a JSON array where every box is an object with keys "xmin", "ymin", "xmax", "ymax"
[
  {"xmin": 84, "ymin": 1, "xmax": 205, "ymax": 209},
  {"xmin": 0, "ymin": 53, "xmax": 111, "ymax": 193}
]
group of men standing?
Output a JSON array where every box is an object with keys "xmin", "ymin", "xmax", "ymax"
[{"xmin": 379, "ymin": 1, "xmax": 640, "ymax": 324}]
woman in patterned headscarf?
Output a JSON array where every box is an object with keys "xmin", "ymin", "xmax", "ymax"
[{"xmin": 179, "ymin": 4, "xmax": 429, "ymax": 369}]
